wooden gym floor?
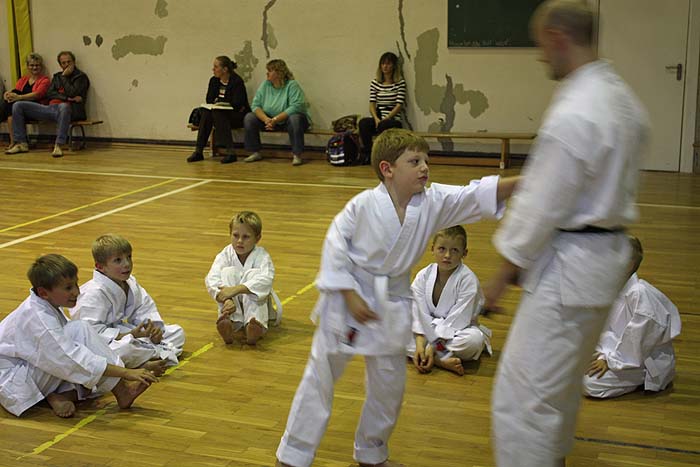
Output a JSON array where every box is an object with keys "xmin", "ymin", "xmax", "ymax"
[{"xmin": 0, "ymin": 144, "xmax": 698, "ymax": 467}]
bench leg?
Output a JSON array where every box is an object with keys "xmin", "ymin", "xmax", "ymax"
[
  {"xmin": 69, "ymin": 125, "xmax": 87, "ymax": 150},
  {"xmin": 500, "ymin": 139, "xmax": 511, "ymax": 169}
]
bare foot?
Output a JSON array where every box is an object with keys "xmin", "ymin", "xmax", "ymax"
[
  {"xmin": 217, "ymin": 318, "xmax": 236, "ymax": 344},
  {"xmin": 111, "ymin": 379, "xmax": 149, "ymax": 409},
  {"xmin": 359, "ymin": 461, "xmax": 406, "ymax": 467},
  {"xmin": 142, "ymin": 359, "xmax": 167, "ymax": 376},
  {"xmin": 435, "ymin": 357, "xmax": 465, "ymax": 376},
  {"xmin": 46, "ymin": 392, "xmax": 77, "ymax": 418},
  {"xmin": 245, "ymin": 318, "xmax": 265, "ymax": 345}
]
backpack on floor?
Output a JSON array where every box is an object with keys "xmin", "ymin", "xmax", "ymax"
[{"xmin": 326, "ymin": 130, "xmax": 361, "ymax": 166}]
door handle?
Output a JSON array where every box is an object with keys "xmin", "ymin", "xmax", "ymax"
[{"xmin": 665, "ymin": 63, "xmax": 683, "ymax": 81}]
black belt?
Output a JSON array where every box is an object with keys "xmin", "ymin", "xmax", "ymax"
[{"xmin": 559, "ymin": 225, "xmax": 626, "ymax": 234}]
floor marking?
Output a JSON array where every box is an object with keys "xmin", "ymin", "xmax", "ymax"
[
  {"xmin": 575, "ymin": 436, "xmax": 700, "ymax": 456},
  {"xmin": 0, "ymin": 180, "xmax": 210, "ymax": 249},
  {"xmin": 0, "ymin": 179, "xmax": 178, "ymax": 233},
  {"xmin": 163, "ymin": 342, "xmax": 214, "ymax": 376},
  {"xmin": 280, "ymin": 281, "xmax": 316, "ymax": 306},
  {"xmin": 637, "ymin": 202, "xmax": 700, "ymax": 211},
  {"xmin": 15, "ymin": 281, "xmax": 321, "ymax": 459},
  {"xmin": 0, "ymin": 166, "xmax": 368, "ymax": 190},
  {"xmin": 16, "ymin": 341, "xmax": 215, "ymax": 460}
]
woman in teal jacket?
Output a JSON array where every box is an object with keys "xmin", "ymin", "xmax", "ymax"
[{"xmin": 243, "ymin": 59, "xmax": 311, "ymax": 166}]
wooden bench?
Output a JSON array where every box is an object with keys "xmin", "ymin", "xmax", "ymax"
[
  {"xmin": 186, "ymin": 124, "xmax": 535, "ymax": 168},
  {"xmin": 68, "ymin": 120, "xmax": 103, "ymax": 149},
  {"xmin": 416, "ymin": 131, "xmax": 537, "ymax": 169}
]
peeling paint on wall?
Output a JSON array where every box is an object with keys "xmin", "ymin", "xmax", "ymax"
[
  {"xmin": 397, "ymin": 0, "xmax": 411, "ymax": 60},
  {"xmin": 395, "ymin": 42, "xmax": 413, "ymax": 130},
  {"xmin": 96, "ymin": 35, "xmax": 104, "ymax": 47},
  {"xmin": 234, "ymin": 40, "xmax": 259, "ymax": 82},
  {"xmin": 414, "ymin": 28, "xmax": 489, "ymax": 149},
  {"xmin": 82, "ymin": 36, "xmax": 91, "ymax": 46},
  {"xmin": 261, "ymin": 0, "xmax": 278, "ymax": 59},
  {"xmin": 154, "ymin": 0, "xmax": 168, "ymax": 18},
  {"xmin": 129, "ymin": 79, "xmax": 139, "ymax": 91},
  {"xmin": 112, "ymin": 35, "xmax": 167, "ymax": 60}
]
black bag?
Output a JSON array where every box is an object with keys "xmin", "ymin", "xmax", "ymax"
[
  {"xmin": 326, "ymin": 131, "xmax": 361, "ymax": 166},
  {"xmin": 188, "ymin": 107, "xmax": 202, "ymax": 127}
]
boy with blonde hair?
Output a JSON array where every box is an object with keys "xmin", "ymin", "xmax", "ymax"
[
  {"xmin": 409, "ymin": 226, "xmax": 491, "ymax": 376},
  {"xmin": 206, "ymin": 210, "xmax": 281, "ymax": 345},
  {"xmin": 70, "ymin": 234, "xmax": 185, "ymax": 375},
  {"xmin": 0, "ymin": 254, "xmax": 157, "ymax": 418},
  {"xmin": 275, "ymin": 129, "xmax": 518, "ymax": 467}
]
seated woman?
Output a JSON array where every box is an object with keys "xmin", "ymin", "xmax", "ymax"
[
  {"xmin": 187, "ymin": 56, "xmax": 251, "ymax": 164},
  {"xmin": 243, "ymin": 59, "xmax": 311, "ymax": 166},
  {"xmin": 358, "ymin": 52, "xmax": 406, "ymax": 162},
  {"xmin": 1, "ymin": 53, "xmax": 50, "ymax": 149}
]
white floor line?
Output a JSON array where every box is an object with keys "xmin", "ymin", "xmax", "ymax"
[
  {"xmin": 0, "ymin": 180, "xmax": 211, "ymax": 249},
  {"xmin": 637, "ymin": 202, "xmax": 700, "ymax": 211},
  {"xmin": 0, "ymin": 166, "xmax": 367, "ymax": 190}
]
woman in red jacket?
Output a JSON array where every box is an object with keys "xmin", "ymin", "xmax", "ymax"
[{"xmin": 1, "ymin": 53, "xmax": 50, "ymax": 148}]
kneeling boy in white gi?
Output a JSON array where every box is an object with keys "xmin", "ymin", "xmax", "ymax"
[
  {"xmin": 275, "ymin": 129, "xmax": 518, "ymax": 467},
  {"xmin": 409, "ymin": 225, "xmax": 491, "ymax": 376},
  {"xmin": 584, "ymin": 236, "xmax": 681, "ymax": 398},
  {"xmin": 0, "ymin": 254, "xmax": 157, "ymax": 418},
  {"xmin": 71, "ymin": 234, "xmax": 185, "ymax": 375},
  {"xmin": 206, "ymin": 210, "xmax": 281, "ymax": 345}
]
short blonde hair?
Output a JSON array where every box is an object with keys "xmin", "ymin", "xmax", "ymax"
[
  {"xmin": 92, "ymin": 234, "xmax": 132, "ymax": 265},
  {"xmin": 267, "ymin": 59, "xmax": 294, "ymax": 82},
  {"xmin": 432, "ymin": 225, "xmax": 468, "ymax": 251},
  {"xmin": 229, "ymin": 211, "xmax": 262, "ymax": 238},
  {"xmin": 531, "ymin": 0, "xmax": 595, "ymax": 46},
  {"xmin": 371, "ymin": 128, "xmax": 429, "ymax": 181},
  {"xmin": 27, "ymin": 254, "xmax": 78, "ymax": 290}
]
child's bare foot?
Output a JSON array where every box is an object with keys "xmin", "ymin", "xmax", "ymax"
[
  {"xmin": 142, "ymin": 359, "xmax": 167, "ymax": 376},
  {"xmin": 436, "ymin": 357, "xmax": 465, "ymax": 375},
  {"xmin": 46, "ymin": 392, "xmax": 77, "ymax": 418},
  {"xmin": 245, "ymin": 318, "xmax": 265, "ymax": 345},
  {"xmin": 112, "ymin": 379, "xmax": 149, "ymax": 409},
  {"xmin": 217, "ymin": 318, "xmax": 236, "ymax": 344},
  {"xmin": 359, "ymin": 460, "xmax": 406, "ymax": 467}
]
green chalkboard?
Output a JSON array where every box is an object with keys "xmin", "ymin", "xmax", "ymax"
[{"xmin": 448, "ymin": 0, "xmax": 545, "ymax": 48}]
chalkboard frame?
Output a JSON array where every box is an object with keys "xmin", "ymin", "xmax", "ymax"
[{"xmin": 447, "ymin": 0, "xmax": 546, "ymax": 48}]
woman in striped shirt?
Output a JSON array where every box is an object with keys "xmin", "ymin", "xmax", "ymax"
[{"xmin": 358, "ymin": 52, "xmax": 406, "ymax": 162}]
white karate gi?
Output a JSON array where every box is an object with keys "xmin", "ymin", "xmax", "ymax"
[
  {"xmin": 205, "ymin": 245, "xmax": 281, "ymax": 329},
  {"xmin": 277, "ymin": 177, "xmax": 503, "ymax": 467},
  {"xmin": 0, "ymin": 291, "xmax": 123, "ymax": 416},
  {"xmin": 583, "ymin": 273, "xmax": 681, "ymax": 398},
  {"xmin": 407, "ymin": 263, "xmax": 492, "ymax": 361},
  {"xmin": 491, "ymin": 61, "xmax": 649, "ymax": 467},
  {"xmin": 70, "ymin": 270, "xmax": 185, "ymax": 368}
]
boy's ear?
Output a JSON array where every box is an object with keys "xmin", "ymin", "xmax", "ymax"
[
  {"xmin": 94, "ymin": 261, "xmax": 105, "ymax": 272},
  {"xmin": 256, "ymin": 234, "xmax": 262, "ymax": 243},
  {"xmin": 379, "ymin": 160, "xmax": 393, "ymax": 178},
  {"xmin": 463, "ymin": 248, "xmax": 468, "ymax": 258},
  {"xmin": 35, "ymin": 286, "xmax": 50, "ymax": 300}
]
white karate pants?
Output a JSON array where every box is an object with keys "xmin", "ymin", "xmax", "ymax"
[
  {"xmin": 276, "ymin": 329, "xmax": 406, "ymax": 467},
  {"xmin": 582, "ymin": 368, "xmax": 645, "ymax": 398},
  {"xmin": 223, "ymin": 294, "xmax": 270, "ymax": 331},
  {"xmin": 491, "ymin": 258, "xmax": 610, "ymax": 467}
]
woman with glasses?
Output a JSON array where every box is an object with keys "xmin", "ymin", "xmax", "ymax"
[{"xmin": 0, "ymin": 53, "xmax": 50, "ymax": 149}]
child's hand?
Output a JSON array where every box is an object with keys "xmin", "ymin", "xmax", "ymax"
[
  {"xmin": 123, "ymin": 367, "xmax": 159, "ymax": 385},
  {"xmin": 586, "ymin": 354, "xmax": 609, "ymax": 378},
  {"xmin": 130, "ymin": 321, "xmax": 150, "ymax": 339},
  {"xmin": 148, "ymin": 325, "xmax": 163, "ymax": 344},
  {"xmin": 341, "ymin": 290, "xmax": 378, "ymax": 323},
  {"xmin": 413, "ymin": 343, "xmax": 434, "ymax": 373},
  {"xmin": 216, "ymin": 300, "xmax": 236, "ymax": 324}
]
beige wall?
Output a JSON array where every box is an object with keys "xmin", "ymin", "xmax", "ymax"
[{"xmin": 0, "ymin": 0, "xmax": 696, "ymax": 167}]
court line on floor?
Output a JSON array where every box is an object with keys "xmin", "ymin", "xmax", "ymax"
[
  {"xmin": 0, "ymin": 178, "xmax": 178, "ymax": 234},
  {"xmin": 16, "ymin": 342, "xmax": 215, "ymax": 460},
  {"xmin": 17, "ymin": 282, "xmax": 319, "ymax": 459},
  {"xmin": 3, "ymin": 166, "xmax": 699, "ymax": 210},
  {"xmin": 0, "ymin": 166, "xmax": 368, "ymax": 190},
  {"xmin": 0, "ymin": 180, "xmax": 211, "ymax": 249},
  {"xmin": 575, "ymin": 436, "xmax": 700, "ymax": 456}
]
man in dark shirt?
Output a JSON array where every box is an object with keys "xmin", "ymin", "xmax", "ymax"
[{"xmin": 7, "ymin": 51, "xmax": 90, "ymax": 158}]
